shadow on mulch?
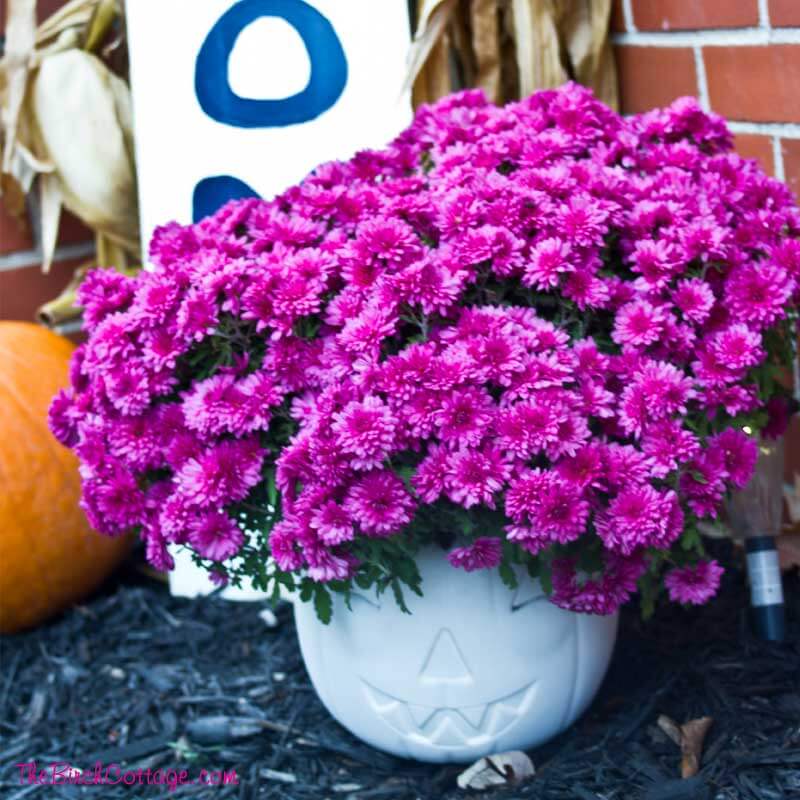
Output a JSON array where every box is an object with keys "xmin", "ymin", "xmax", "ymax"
[{"xmin": 1, "ymin": 541, "xmax": 798, "ymax": 800}]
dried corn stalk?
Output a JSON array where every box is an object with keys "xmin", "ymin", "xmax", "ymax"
[
  {"xmin": 0, "ymin": 0, "xmax": 139, "ymax": 324},
  {"xmin": 407, "ymin": 0, "xmax": 617, "ymax": 110}
]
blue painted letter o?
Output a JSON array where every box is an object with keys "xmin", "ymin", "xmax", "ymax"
[{"xmin": 195, "ymin": 0, "xmax": 347, "ymax": 128}]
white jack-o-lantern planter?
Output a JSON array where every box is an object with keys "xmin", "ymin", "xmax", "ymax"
[{"xmin": 295, "ymin": 547, "xmax": 618, "ymax": 763}]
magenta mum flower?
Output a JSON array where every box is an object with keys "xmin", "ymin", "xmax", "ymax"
[
  {"xmin": 332, "ymin": 395, "xmax": 397, "ymax": 470},
  {"xmin": 708, "ymin": 428, "xmax": 758, "ymax": 489},
  {"xmin": 447, "ymin": 537, "xmax": 503, "ymax": 571},
  {"xmin": 433, "ymin": 387, "xmax": 494, "ymax": 447},
  {"xmin": 189, "ymin": 512, "xmax": 245, "ymax": 561},
  {"xmin": 665, "ymin": 560, "xmax": 724, "ymax": 605},
  {"xmin": 175, "ymin": 438, "xmax": 264, "ymax": 507},
  {"xmin": 344, "ymin": 471, "xmax": 415, "ymax": 536},
  {"xmin": 444, "ymin": 446, "xmax": 511, "ymax": 509}
]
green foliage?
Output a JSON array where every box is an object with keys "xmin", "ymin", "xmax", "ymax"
[{"xmin": 313, "ymin": 584, "xmax": 333, "ymax": 624}]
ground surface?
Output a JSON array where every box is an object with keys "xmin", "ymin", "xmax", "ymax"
[{"xmin": 2, "ymin": 542, "xmax": 799, "ymax": 800}]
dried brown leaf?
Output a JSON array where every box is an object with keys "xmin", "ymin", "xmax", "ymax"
[
  {"xmin": 511, "ymin": 0, "xmax": 565, "ymax": 97},
  {"xmin": 658, "ymin": 714, "xmax": 713, "ymax": 778},
  {"xmin": 405, "ymin": 0, "xmax": 458, "ymax": 96},
  {"xmin": 470, "ymin": 0, "xmax": 501, "ymax": 102},
  {"xmin": 680, "ymin": 716, "xmax": 713, "ymax": 778}
]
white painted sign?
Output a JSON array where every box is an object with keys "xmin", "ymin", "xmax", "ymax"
[
  {"xmin": 125, "ymin": 0, "xmax": 413, "ymax": 598},
  {"xmin": 126, "ymin": 0, "xmax": 413, "ymax": 251}
]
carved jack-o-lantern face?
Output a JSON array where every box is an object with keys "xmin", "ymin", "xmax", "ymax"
[{"xmin": 295, "ymin": 548, "xmax": 618, "ymax": 763}]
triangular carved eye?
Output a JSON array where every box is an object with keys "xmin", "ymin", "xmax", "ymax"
[
  {"xmin": 419, "ymin": 629, "xmax": 473, "ymax": 684},
  {"xmin": 511, "ymin": 580, "xmax": 545, "ymax": 612}
]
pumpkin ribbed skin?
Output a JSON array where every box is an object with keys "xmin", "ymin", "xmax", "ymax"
[{"xmin": 0, "ymin": 322, "xmax": 131, "ymax": 634}]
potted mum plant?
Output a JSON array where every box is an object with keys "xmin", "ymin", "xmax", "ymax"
[{"xmin": 50, "ymin": 84, "xmax": 798, "ymax": 763}]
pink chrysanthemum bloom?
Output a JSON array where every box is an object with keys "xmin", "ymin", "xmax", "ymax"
[
  {"xmin": 447, "ymin": 537, "xmax": 503, "ymax": 571},
  {"xmin": 176, "ymin": 438, "xmax": 264, "ymax": 507},
  {"xmin": 305, "ymin": 544, "xmax": 357, "ymax": 582},
  {"xmin": 641, "ymin": 419, "xmax": 700, "ymax": 477},
  {"xmin": 596, "ymin": 485, "xmax": 679, "ymax": 555},
  {"xmin": 531, "ymin": 475, "xmax": 589, "ymax": 543},
  {"xmin": 665, "ymin": 560, "xmax": 724, "ymax": 605},
  {"xmin": 445, "ymin": 446, "xmax": 511, "ymax": 509},
  {"xmin": 505, "ymin": 523, "xmax": 553, "ymax": 556},
  {"xmin": 725, "ymin": 262, "xmax": 794, "ymax": 329},
  {"xmin": 708, "ymin": 427, "xmax": 758, "ymax": 489},
  {"xmin": 176, "ymin": 288, "xmax": 219, "ymax": 341},
  {"xmin": 630, "ymin": 239, "xmax": 679, "ymax": 288},
  {"xmin": 708, "ymin": 324, "xmax": 765, "ymax": 371},
  {"xmin": 680, "ymin": 448, "xmax": 728, "ymax": 518},
  {"xmin": 144, "ymin": 528, "xmax": 175, "ymax": 572},
  {"xmin": 344, "ymin": 470, "xmax": 415, "ymax": 536},
  {"xmin": 189, "ymin": 511, "xmax": 245, "ymax": 561},
  {"xmin": 310, "ymin": 500, "xmax": 355, "ymax": 545},
  {"xmin": 612, "ymin": 299, "xmax": 669, "ymax": 348},
  {"xmin": 393, "ymin": 256, "xmax": 465, "ymax": 316},
  {"xmin": 412, "ymin": 443, "xmax": 451, "ymax": 503},
  {"xmin": 332, "ymin": 395, "xmax": 397, "ymax": 470},
  {"xmin": 550, "ymin": 552, "xmax": 646, "ymax": 615},
  {"xmin": 672, "ymin": 278, "xmax": 715, "ymax": 324},
  {"xmin": 77, "ymin": 268, "xmax": 136, "ymax": 327},
  {"xmin": 433, "ymin": 386, "xmax": 494, "ymax": 446},
  {"xmin": 556, "ymin": 444, "xmax": 605, "ymax": 489},
  {"xmin": 269, "ymin": 520, "xmax": 305, "ymax": 572},
  {"xmin": 522, "ymin": 237, "xmax": 573, "ymax": 289}
]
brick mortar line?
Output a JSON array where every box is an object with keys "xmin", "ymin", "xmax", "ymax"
[
  {"xmin": 757, "ymin": 0, "xmax": 771, "ymax": 30},
  {"xmin": 772, "ymin": 137, "xmax": 786, "ymax": 182},
  {"xmin": 727, "ymin": 121, "xmax": 800, "ymax": 137},
  {"xmin": 621, "ymin": 0, "xmax": 637, "ymax": 33},
  {"xmin": 612, "ymin": 28, "xmax": 800, "ymax": 46},
  {"xmin": 693, "ymin": 46, "xmax": 710, "ymax": 111},
  {"xmin": 0, "ymin": 241, "xmax": 95, "ymax": 272}
]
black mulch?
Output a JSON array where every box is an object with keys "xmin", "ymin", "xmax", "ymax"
[{"xmin": 2, "ymin": 541, "xmax": 799, "ymax": 800}]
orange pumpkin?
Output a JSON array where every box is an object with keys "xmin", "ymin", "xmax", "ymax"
[{"xmin": 0, "ymin": 322, "xmax": 131, "ymax": 634}]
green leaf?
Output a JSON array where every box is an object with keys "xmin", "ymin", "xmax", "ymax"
[
  {"xmin": 498, "ymin": 561, "xmax": 519, "ymax": 591},
  {"xmin": 266, "ymin": 467, "xmax": 277, "ymax": 508},
  {"xmin": 539, "ymin": 566, "xmax": 553, "ymax": 596},
  {"xmin": 689, "ymin": 470, "xmax": 708, "ymax": 485},
  {"xmin": 313, "ymin": 585, "xmax": 333, "ymax": 624},
  {"xmin": 354, "ymin": 571, "xmax": 373, "ymax": 591},
  {"xmin": 269, "ymin": 579, "xmax": 281, "ymax": 606},
  {"xmin": 390, "ymin": 579, "xmax": 412, "ymax": 615},
  {"xmin": 680, "ymin": 526, "xmax": 701, "ymax": 552},
  {"xmin": 299, "ymin": 579, "xmax": 314, "ymax": 604}
]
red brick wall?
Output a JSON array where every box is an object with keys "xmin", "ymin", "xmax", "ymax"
[
  {"xmin": 0, "ymin": 200, "xmax": 95, "ymax": 326},
  {"xmin": 612, "ymin": 0, "xmax": 800, "ymax": 196}
]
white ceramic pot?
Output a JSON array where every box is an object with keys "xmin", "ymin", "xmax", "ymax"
[{"xmin": 294, "ymin": 547, "xmax": 618, "ymax": 763}]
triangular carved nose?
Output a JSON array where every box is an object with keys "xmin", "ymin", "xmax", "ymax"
[{"xmin": 419, "ymin": 629, "xmax": 473, "ymax": 685}]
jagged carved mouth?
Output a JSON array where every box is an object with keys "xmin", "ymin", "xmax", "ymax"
[{"xmin": 361, "ymin": 680, "xmax": 538, "ymax": 748}]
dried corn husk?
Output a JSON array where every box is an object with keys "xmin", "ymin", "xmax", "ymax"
[
  {"xmin": 31, "ymin": 50, "xmax": 138, "ymax": 255},
  {"xmin": 0, "ymin": 0, "xmax": 139, "ymax": 328},
  {"xmin": 37, "ymin": 259, "xmax": 139, "ymax": 327},
  {"xmin": 407, "ymin": 0, "xmax": 618, "ymax": 109},
  {"xmin": 0, "ymin": 0, "xmax": 139, "ymax": 285}
]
